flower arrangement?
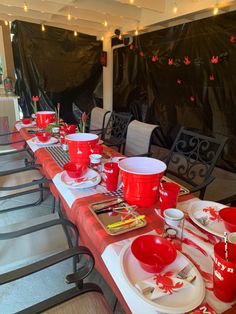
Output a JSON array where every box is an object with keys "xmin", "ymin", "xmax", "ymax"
[
  {"xmin": 79, "ymin": 112, "xmax": 87, "ymax": 133},
  {"xmin": 32, "ymin": 96, "xmax": 39, "ymax": 114}
]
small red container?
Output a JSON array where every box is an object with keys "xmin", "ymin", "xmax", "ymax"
[
  {"xmin": 219, "ymin": 207, "xmax": 236, "ymax": 232},
  {"xmin": 131, "ymin": 235, "xmax": 177, "ymax": 273},
  {"xmin": 36, "ymin": 111, "xmax": 55, "ymax": 129},
  {"xmin": 36, "ymin": 132, "xmax": 51, "ymax": 143},
  {"xmin": 104, "ymin": 162, "xmax": 119, "ymax": 191},
  {"xmin": 63, "ymin": 162, "xmax": 87, "ymax": 178},
  {"xmin": 159, "ymin": 182, "xmax": 180, "ymax": 216},
  {"xmin": 22, "ymin": 118, "xmax": 32, "ymax": 125}
]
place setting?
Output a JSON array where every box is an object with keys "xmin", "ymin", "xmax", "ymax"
[{"xmin": 31, "ymin": 131, "xmax": 58, "ymax": 147}]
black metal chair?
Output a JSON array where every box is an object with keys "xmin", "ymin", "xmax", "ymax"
[
  {"xmin": 0, "ymin": 164, "xmax": 53, "ymax": 214},
  {"xmin": 163, "ymin": 127, "xmax": 227, "ymax": 199},
  {"xmin": 0, "ymin": 209, "xmax": 112, "ymax": 313},
  {"xmin": 217, "ymin": 194, "xmax": 236, "ymax": 206},
  {"xmin": 101, "ymin": 112, "xmax": 133, "ymax": 152}
]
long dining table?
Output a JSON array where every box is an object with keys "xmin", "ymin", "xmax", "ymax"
[{"xmin": 16, "ymin": 121, "xmax": 236, "ymax": 314}]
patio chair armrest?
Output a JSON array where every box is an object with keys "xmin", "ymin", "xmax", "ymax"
[
  {"xmin": 127, "ymin": 152, "xmax": 153, "ymax": 157},
  {"xmin": 216, "ymin": 194, "xmax": 236, "ymax": 206},
  {"xmin": 0, "ymin": 131, "xmax": 20, "ymax": 137},
  {"xmin": 0, "ymin": 217, "xmax": 78, "ymax": 242},
  {"xmin": 0, "ymin": 246, "xmax": 94, "ymax": 285},
  {"xmin": 0, "ymin": 164, "xmax": 42, "ymax": 176},
  {"xmin": 0, "ymin": 176, "xmax": 50, "ymax": 192},
  {"xmin": 189, "ymin": 176, "xmax": 215, "ymax": 194}
]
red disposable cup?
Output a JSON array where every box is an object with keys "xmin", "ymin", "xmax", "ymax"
[
  {"xmin": 90, "ymin": 144, "xmax": 103, "ymax": 155},
  {"xmin": 22, "ymin": 117, "xmax": 32, "ymax": 125},
  {"xmin": 213, "ymin": 242, "xmax": 236, "ymax": 302},
  {"xmin": 104, "ymin": 162, "xmax": 119, "ymax": 192},
  {"xmin": 36, "ymin": 111, "xmax": 55, "ymax": 129},
  {"xmin": 159, "ymin": 182, "xmax": 180, "ymax": 216}
]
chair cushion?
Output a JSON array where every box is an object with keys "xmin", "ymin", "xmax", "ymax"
[
  {"xmin": 0, "ymin": 213, "xmax": 69, "ymax": 274},
  {"xmin": 44, "ymin": 291, "xmax": 113, "ymax": 314}
]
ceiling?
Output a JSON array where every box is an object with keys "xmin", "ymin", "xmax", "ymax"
[{"xmin": 0, "ymin": 0, "xmax": 236, "ymax": 38}]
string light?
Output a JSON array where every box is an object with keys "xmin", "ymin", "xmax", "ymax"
[
  {"xmin": 23, "ymin": 2, "xmax": 28, "ymax": 12},
  {"xmin": 213, "ymin": 5, "xmax": 219, "ymax": 15},
  {"xmin": 173, "ymin": 1, "xmax": 178, "ymax": 14},
  {"xmin": 67, "ymin": 13, "xmax": 71, "ymax": 21},
  {"xmin": 104, "ymin": 20, "xmax": 108, "ymax": 27},
  {"xmin": 118, "ymin": 33, "xmax": 122, "ymax": 40},
  {"xmin": 74, "ymin": 30, "xmax": 78, "ymax": 37},
  {"xmin": 4, "ymin": 20, "xmax": 8, "ymax": 26},
  {"xmin": 101, "ymin": 36, "xmax": 104, "ymax": 41},
  {"xmin": 134, "ymin": 29, "xmax": 139, "ymax": 36},
  {"xmin": 130, "ymin": 0, "xmax": 134, "ymax": 3},
  {"xmin": 41, "ymin": 23, "xmax": 45, "ymax": 32}
]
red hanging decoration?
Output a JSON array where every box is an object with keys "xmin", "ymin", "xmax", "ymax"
[
  {"xmin": 211, "ymin": 56, "xmax": 219, "ymax": 64},
  {"xmin": 176, "ymin": 79, "xmax": 182, "ymax": 85},
  {"xmin": 129, "ymin": 44, "xmax": 134, "ymax": 50},
  {"xmin": 190, "ymin": 96, "xmax": 195, "ymax": 102},
  {"xmin": 168, "ymin": 58, "xmax": 173, "ymax": 65},
  {"xmin": 230, "ymin": 35, "xmax": 235, "ymax": 43},
  {"xmin": 151, "ymin": 55, "xmax": 158, "ymax": 62},
  {"xmin": 209, "ymin": 74, "xmax": 215, "ymax": 81},
  {"xmin": 183, "ymin": 56, "xmax": 191, "ymax": 65},
  {"xmin": 139, "ymin": 51, "xmax": 145, "ymax": 57}
]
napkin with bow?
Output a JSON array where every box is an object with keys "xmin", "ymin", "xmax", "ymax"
[{"xmin": 135, "ymin": 271, "xmax": 195, "ymax": 301}]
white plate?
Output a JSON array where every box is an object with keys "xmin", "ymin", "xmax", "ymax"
[
  {"xmin": 189, "ymin": 200, "xmax": 226, "ymax": 238},
  {"xmin": 32, "ymin": 136, "xmax": 58, "ymax": 146},
  {"xmin": 120, "ymin": 244, "xmax": 205, "ymax": 314},
  {"xmin": 21, "ymin": 121, "xmax": 36, "ymax": 127},
  {"xmin": 60, "ymin": 168, "xmax": 101, "ymax": 189}
]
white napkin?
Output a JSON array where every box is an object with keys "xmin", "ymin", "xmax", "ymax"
[{"xmin": 135, "ymin": 272, "xmax": 194, "ymax": 300}]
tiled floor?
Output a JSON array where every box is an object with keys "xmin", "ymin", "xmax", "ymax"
[{"xmin": 1, "ymin": 147, "xmax": 235, "ymax": 313}]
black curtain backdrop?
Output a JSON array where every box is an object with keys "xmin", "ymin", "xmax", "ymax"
[
  {"xmin": 12, "ymin": 20, "xmax": 102, "ymax": 123},
  {"xmin": 113, "ymin": 11, "xmax": 236, "ymax": 172}
]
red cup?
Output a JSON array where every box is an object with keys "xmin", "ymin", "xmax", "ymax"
[
  {"xmin": 63, "ymin": 124, "xmax": 77, "ymax": 134},
  {"xmin": 90, "ymin": 144, "xmax": 103, "ymax": 155},
  {"xmin": 213, "ymin": 242, "xmax": 236, "ymax": 302},
  {"xmin": 159, "ymin": 182, "xmax": 180, "ymax": 216},
  {"xmin": 36, "ymin": 111, "xmax": 55, "ymax": 129},
  {"xmin": 219, "ymin": 207, "xmax": 236, "ymax": 232},
  {"xmin": 104, "ymin": 162, "xmax": 119, "ymax": 192}
]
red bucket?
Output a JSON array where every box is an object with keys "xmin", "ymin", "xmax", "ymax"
[
  {"xmin": 36, "ymin": 111, "xmax": 55, "ymax": 129},
  {"xmin": 119, "ymin": 157, "xmax": 167, "ymax": 207},
  {"xmin": 66, "ymin": 133, "xmax": 99, "ymax": 166}
]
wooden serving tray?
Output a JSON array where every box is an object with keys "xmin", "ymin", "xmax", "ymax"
[{"xmin": 89, "ymin": 198, "xmax": 147, "ymax": 236}]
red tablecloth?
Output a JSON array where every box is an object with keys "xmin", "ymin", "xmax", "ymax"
[{"xmin": 19, "ymin": 127, "xmax": 236, "ymax": 314}]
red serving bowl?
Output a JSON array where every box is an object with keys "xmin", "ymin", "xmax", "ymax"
[
  {"xmin": 22, "ymin": 117, "xmax": 32, "ymax": 125},
  {"xmin": 131, "ymin": 235, "xmax": 177, "ymax": 273},
  {"xmin": 219, "ymin": 207, "xmax": 236, "ymax": 232},
  {"xmin": 36, "ymin": 132, "xmax": 51, "ymax": 143},
  {"xmin": 63, "ymin": 162, "xmax": 87, "ymax": 178}
]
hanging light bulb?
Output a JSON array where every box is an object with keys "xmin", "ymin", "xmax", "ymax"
[
  {"xmin": 130, "ymin": 0, "xmax": 134, "ymax": 3},
  {"xmin": 101, "ymin": 35, "xmax": 104, "ymax": 41},
  {"xmin": 134, "ymin": 29, "xmax": 139, "ymax": 36},
  {"xmin": 173, "ymin": 2, "xmax": 178, "ymax": 14},
  {"xmin": 104, "ymin": 20, "xmax": 108, "ymax": 27},
  {"xmin": 23, "ymin": 2, "xmax": 28, "ymax": 12},
  {"xmin": 4, "ymin": 20, "xmax": 8, "ymax": 26},
  {"xmin": 118, "ymin": 33, "xmax": 122, "ymax": 40},
  {"xmin": 213, "ymin": 5, "xmax": 219, "ymax": 15},
  {"xmin": 74, "ymin": 30, "xmax": 78, "ymax": 37},
  {"xmin": 41, "ymin": 23, "xmax": 45, "ymax": 32},
  {"xmin": 67, "ymin": 13, "xmax": 71, "ymax": 21}
]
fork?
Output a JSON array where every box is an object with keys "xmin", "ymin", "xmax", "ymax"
[{"xmin": 176, "ymin": 263, "xmax": 195, "ymax": 282}]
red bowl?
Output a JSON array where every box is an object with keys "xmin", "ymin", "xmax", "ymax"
[
  {"xmin": 63, "ymin": 162, "xmax": 87, "ymax": 178},
  {"xmin": 22, "ymin": 118, "xmax": 32, "ymax": 125},
  {"xmin": 36, "ymin": 132, "xmax": 51, "ymax": 143},
  {"xmin": 131, "ymin": 235, "xmax": 177, "ymax": 273},
  {"xmin": 219, "ymin": 207, "xmax": 236, "ymax": 233}
]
